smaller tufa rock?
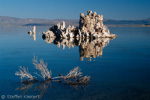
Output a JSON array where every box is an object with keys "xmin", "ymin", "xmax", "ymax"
[
  {"xmin": 33, "ymin": 26, "xmax": 36, "ymax": 34},
  {"xmin": 28, "ymin": 31, "xmax": 32, "ymax": 35}
]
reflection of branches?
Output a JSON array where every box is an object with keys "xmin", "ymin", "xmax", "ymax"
[
  {"xmin": 16, "ymin": 81, "xmax": 50, "ymax": 99},
  {"xmin": 35, "ymin": 80, "xmax": 52, "ymax": 98},
  {"xmin": 16, "ymin": 78, "xmax": 89, "ymax": 99},
  {"xmin": 16, "ymin": 83, "xmax": 34, "ymax": 95},
  {"xmin": 15, "ymin": 80, "xmax": 51, "ymax": 99}
]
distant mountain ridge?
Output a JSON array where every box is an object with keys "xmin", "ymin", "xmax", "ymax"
[
  {"xmin": 0, "ymin": 16, "xmax": 79, "ymax": 26},
  {"xmin": 0, "ymin": 16, "xmax": 150, "ymax": 26}
]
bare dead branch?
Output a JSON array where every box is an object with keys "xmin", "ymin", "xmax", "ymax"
[
  {"xmin": 15, "ymin": 66, "xmax": 36, "ymax": 82},
  {"xmin": 63, "ymin": 67, "xmax": 82, "ymax": 80},
  {"xmin": 33, "ymin": 56, "xmax": 52, "ymax": 80}
]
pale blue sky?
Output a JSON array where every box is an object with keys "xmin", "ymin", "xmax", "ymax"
[{"xmin": 0, "ymin": 0, "xmax": 150, "ymax": 20}]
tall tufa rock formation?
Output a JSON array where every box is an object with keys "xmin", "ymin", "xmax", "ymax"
[
  {"xmin": 79, "ymin": 11, "xmax": 116, "ymax": 38},
  {"xmin": 42, "ymin": 11, "xmax": 117, "ymax": 39}
]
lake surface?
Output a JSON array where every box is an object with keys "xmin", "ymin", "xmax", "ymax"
[{"xmin": 0, "ymin": 26, "xmax": 150, "ymax": 100}]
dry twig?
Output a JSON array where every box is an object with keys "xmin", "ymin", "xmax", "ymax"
[
  {"xmin": 15, "ymin": 66, "xmax": 36, "ymax": 82},
  {"xmin": 63, "ymin": 67, "xmax": 82, "ymax": 79},
  {"xmin": 33, "ymin": 56, "xmax": 52, "ymax": 80}
]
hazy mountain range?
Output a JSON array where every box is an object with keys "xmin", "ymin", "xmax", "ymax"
[{"xmin": 0, "ymin": 16, "xmax": 150, "ymax": 27}]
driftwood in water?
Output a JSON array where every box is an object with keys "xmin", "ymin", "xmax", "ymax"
[{"xmin": 15, "ymin": 57, "xmax": 90, "ymax": 86}]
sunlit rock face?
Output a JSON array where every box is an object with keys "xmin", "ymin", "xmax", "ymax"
[
  {"xmin": 42, "ymin": 11, "xmax": 117, "ymax": 39},
  {"xmin": 42, "ymin": 36, "xmax": 115, "ymax": 61},
  {"xmin": 79, "ymin": 11, "xmax": 116, "ymax": 38}
]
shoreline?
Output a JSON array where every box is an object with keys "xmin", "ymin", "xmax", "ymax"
[{"xmin": 106, "ymin": 25, "xmax": 150, "ymax": 27}]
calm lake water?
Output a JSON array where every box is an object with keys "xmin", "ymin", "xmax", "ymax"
[{"xmin": 0, "ymin": 26, "xmax": 150, "ymax": 100}]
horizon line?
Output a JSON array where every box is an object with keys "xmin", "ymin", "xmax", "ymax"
[{"xmin": 0, "ymin": 15, "xmax": 149, "ymax": 21}]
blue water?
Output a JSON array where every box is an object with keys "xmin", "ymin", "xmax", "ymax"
[{"xmin": 0, "ymin": 26, "xmax": 150, "ymax": 100}]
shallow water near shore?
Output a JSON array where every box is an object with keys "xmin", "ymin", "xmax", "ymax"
[{"xmin": 0, "ymin": 26, "xmax": 150, "ymax": 100}]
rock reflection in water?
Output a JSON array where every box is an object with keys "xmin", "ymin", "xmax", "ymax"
[
  {"xmin": 79, "ymin": 38, "xmax": 111, "ymax": 61},
  {"xmin": 42, "ymin": 36, "xmax": 116, "ymax": 61}
]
